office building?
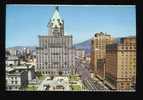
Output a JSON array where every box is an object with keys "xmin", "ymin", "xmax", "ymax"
[
  {"xmin": 105, "ymin": 36, "xmax": 136, "ymax": 90},
  {"xmin": 36, "ymin": 7, "xmax": 76, "ymax": 76},
  {"xmin": 90, "ymin": 32, "xmax": 114, "ymax": 80}
]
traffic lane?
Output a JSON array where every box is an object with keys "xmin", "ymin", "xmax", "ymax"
[
  {"xmin": 89, "ymin": 78, "xmax": 108, "ymax": 90},
  {"xmin": 76, "ymin": 59, "xmax": 109, "ymax": 90},
  {"xmin": 82, "ymin": 80, "xmax": 96, "ymax": 90},
  {"xmin": 76, "ymin": 61, "xmax": 97, "ymax": 90},
  {"xmin": 87, "ymin": 79, "xmax": 97, "ymax": 90},
  {"xmin": 76, "ymin": 59, "xmax": 95, "ymax": 82},
  {"xmin": 76, "ymin": 63, "xmax": 91, "ymax": 80},
  {"xmin": 80, "ymin": 68, "xmax": 90, "ymax": 80}
]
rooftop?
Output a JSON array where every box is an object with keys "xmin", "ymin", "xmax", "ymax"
[{"xmin": 6, "ymin": 64, "xmax": 34, "ymax": 72}]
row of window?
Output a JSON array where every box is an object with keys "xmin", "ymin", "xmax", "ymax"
[
  {"xmin": 43, "ymin": 53, "xmax": 68, "ymax": 56},
  {"xmin": 120, "ymin": 74, "xmax": 135, "ymax": 78},
  {"xmin": 120, "ymin": 55, "xmax": 136, "ymax": 57},
  {"xmin": 11, "ymin": 81, "xmax": 18, "ymax": 84},
  {"xmin": 39, "ymin": 71, "xmax": 69, "ymax": 75},
  {"xmin": 119, "ymin": 82, "xmax": 131, "ymax": 86},
  {"xmin": 121, "ymin": 46, "xmax": 136, "ymax": 50},
  {"xmin": 7, "ymin": 86, "xmax": 19, "ymax": 90},
  {"xmin": 10, "ymin": 77, "xmax": 17, "ymax": 80},
  {"xmin": 120, "ymin": 67, "xmax": 135, "ymax": 70},
  {"xmin": 37, "ymin": 62, "xmax": 68, "ymax": 65},
  {"xmin": 37, "ymin": 66, "xmax": 69, "ymax": 69}
]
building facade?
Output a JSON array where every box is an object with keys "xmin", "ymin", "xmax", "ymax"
[
  {"xmin": 14, "ymin": 65, "xmax": 36, "ymax": 81},
  {"xmin": 36, "ymin": 7, "xmax": 76, "ymax": 76},
  {"xmin": 90, "ymin": 32, "xmax": 114, "ymax": 80},
  {"xmin": 105, "ymin": 36, "xmax": 136, "ymax": 90},
  {"xmin": 75, "ymin": 48, "xmax": 85, "ymax": 58},
  {"xmin": 6, "ymin": 69, "xmax": 28, "ymax": 91},
  {"xmin": 6, "ymin": 56, "xmax": 20, "ymax": 66},
  {"xmin": 6, "ymin": 48, "xmax": 18, "ymax": 56}
]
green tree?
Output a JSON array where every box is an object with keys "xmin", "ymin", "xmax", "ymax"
[{"xmin": 35, "ymin": 71, "xmax": 42, "ymax": 78}]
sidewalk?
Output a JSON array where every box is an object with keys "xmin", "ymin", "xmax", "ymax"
[
  {"xmin": 92, "ymin": 76, "xmax": 111, "ymax": 90},
  {"xmin": 104, "ymin": 80, "xmax": 116, "ymax": 90}
]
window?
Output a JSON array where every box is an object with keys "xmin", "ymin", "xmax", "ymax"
[
  {"xmin": 15, "ymin": 81, "xmax": 17, "ymax": 84},
  {"xmin": 45, "ymin": 62, "xmax": 48, "ymax": 65},
  {"xmin": 121, "ymin": 51, "xmax": 124, "ymax": 54},
  {"xmin": 44, "ymin": 45, "xmax": 47, "ymax": 48},
  {"xmin": 53, "ymin": 62, "xmax": 58, "ymax": 65},
  {"xmin": 58, "ymin": 19, "xmax": 60, "ymax": 22},
  {"xmin": 52, "ymin": 53, "xmax": 60, "ymax": 55},
  {"xmin": 126, "ymin": 47, "xmax": 128, "ymax": 49}
]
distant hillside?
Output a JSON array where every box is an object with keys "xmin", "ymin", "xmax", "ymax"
[
  {"xmin": 73, "ymin": 37, "xmax": 122, "ymax": 55},
  {"xmin": 7, "ymin": 46, "xmax": 36, "ymax": 51},
  {"xmin": 73, "ymin": 39, "xmax": 91, "ymax": 55},
  {"xmin": 7, "ymin": 37, "xmax": 128, "ymax": 55}
]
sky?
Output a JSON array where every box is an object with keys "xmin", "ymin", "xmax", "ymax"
[{"xmin": 6, "ymin": 5, "xmax": 136, "ymax": 48}]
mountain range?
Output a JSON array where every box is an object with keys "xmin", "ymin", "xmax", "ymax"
[{"xmin": 73, "ymin": 37, "xmax": 121, "ymax": 55}]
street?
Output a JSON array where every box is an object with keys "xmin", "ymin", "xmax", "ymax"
[{"xmin": 75, "ymin": 56, "xmax": 110, "ymax": 91}]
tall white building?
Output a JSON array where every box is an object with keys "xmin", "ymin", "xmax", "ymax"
[{"xmin": 36, "ymin": 6, "xmax": 76, "ymax": 76}]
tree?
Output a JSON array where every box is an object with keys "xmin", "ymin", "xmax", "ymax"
[{"xmin": 35, "ymin": 71, "xmax": 42, "ymax": 78}]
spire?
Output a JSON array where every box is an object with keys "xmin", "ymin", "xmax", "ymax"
[
  {"xmin": 48, "ymin": 6, "xmax": 64, "ymax": 36},
  {"xmin": 49, "ymin": 6, "xmax": 63, "ymax": 28},
  {"xmin": 51, "ymin": 6, "xmax": 63, "ymax": 23},
  {"xmin": 55, "ymin": 6, "xmax": 59, "ymax": 11}
]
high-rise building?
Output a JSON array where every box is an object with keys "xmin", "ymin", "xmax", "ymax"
[
  {"xmin": 90, "ymin": 32, "xmax": 114, "ymax": 80},
  {"xmin": 105, "ymin": 36, "xmax": 136, "ymax": 90},
  {"xmin": 6, "ymin": 48, "xmax": 18, "ymax": 56},
  {"xmin": 36, "ymin": 7, "xmax": 76, "ymax": 76}
]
